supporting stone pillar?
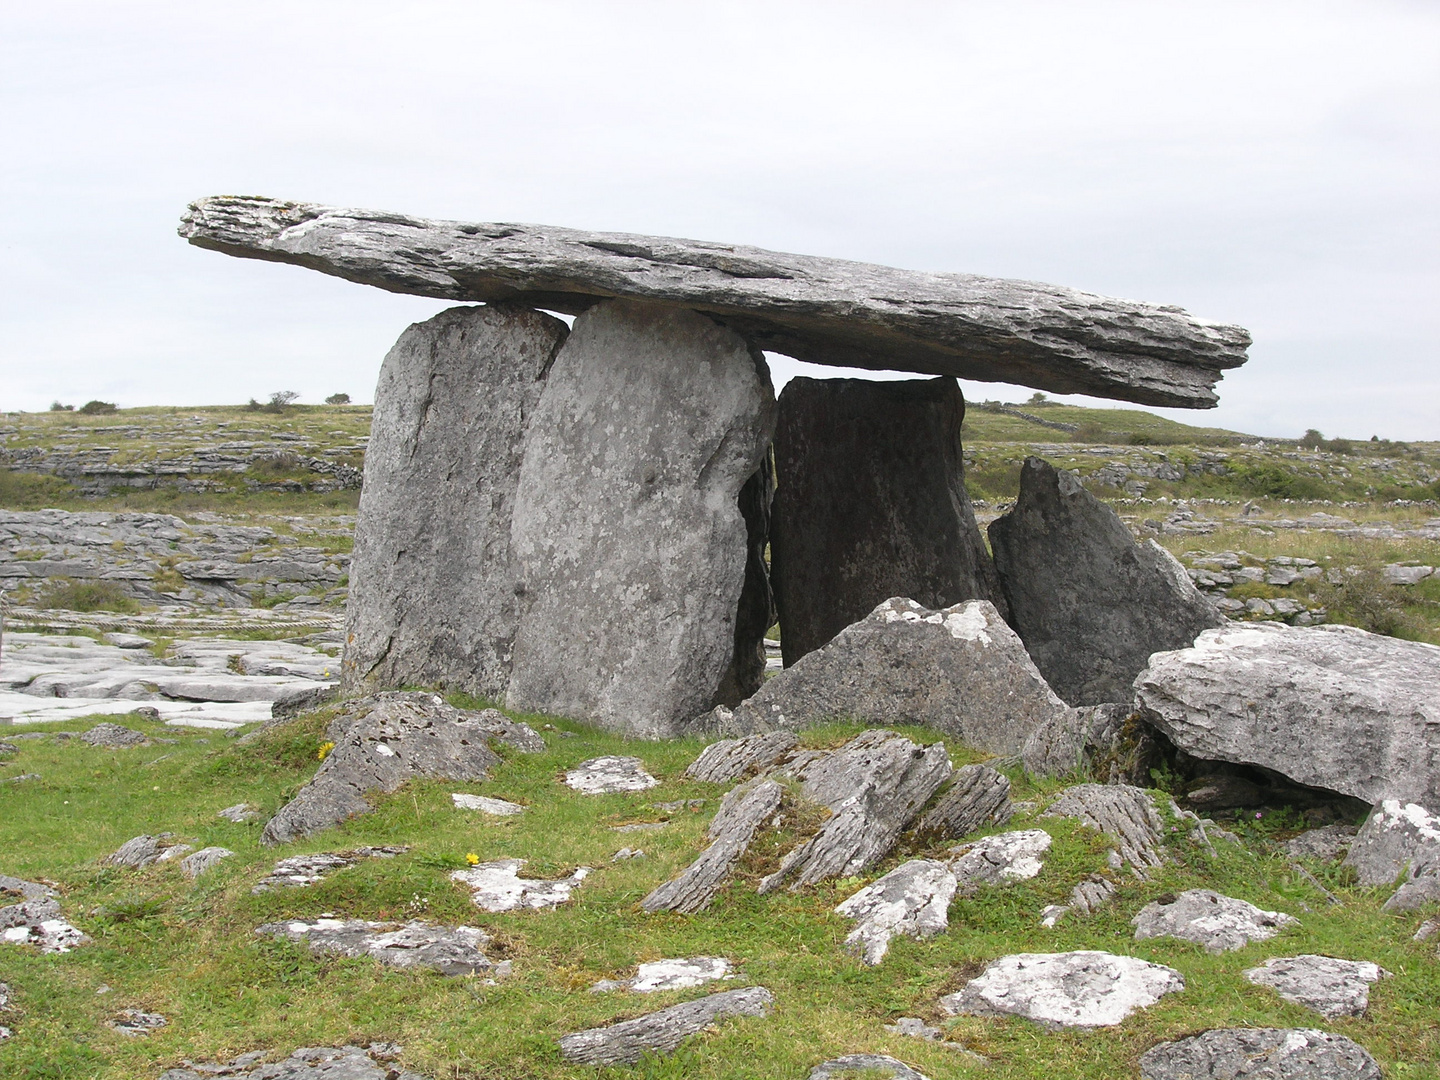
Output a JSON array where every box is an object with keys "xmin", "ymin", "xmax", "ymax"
[
  {"xmin": 769, "ymin": 376, "xmax": 1007, "ymax": 667},
  {"xmin": 342, "ymin": 304, "xmax": 569, "ymax": 697},
  {"xmin": 505, "ymin": 299, "xmax": 776, "ymax": 738}
]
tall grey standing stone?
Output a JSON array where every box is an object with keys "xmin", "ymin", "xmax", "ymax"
[
  {"xmin": 343, "ymin": 304, "xmax": 568, "ymax": 697},
  {"xmin": 770, "ymin": 376, "xmax": 1006, "ymax": 666},
  {"xmin": 988, "ymin": 457, "xmax": 1225, "ymax": 705},
  {"xmin": 506, "ymin": 300, "xmax": 776, "ymax": 737}
]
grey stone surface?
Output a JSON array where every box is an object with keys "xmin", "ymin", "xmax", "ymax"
[
  {"xmin": 101, "ymin": 632, "xmax": 154, "ymax": 649},
  {"xmin": 916, "ymin": 763, "xmax": 1013, "ymax": 839},
  {"xmin": 1043, "ymin": 784, "xmax": 1165, "ymax": 873},
  {"xmin": 451, "ymin": 858, "xmax": 590, "ymax": 912},
  {"xmin": 451, "ymin": 793, "xmax": 525, "ymax": 815},
  {"xmin": 262, "ymin": 693, "xmax": 538, "ymax": 844},
  {"xmin": 835, "ymin": 859, "xmax": 957, "ymax": 965},
  {"xmin": 1139, "ymin": 1028, "xmax": 1383, "ymax": 1080},
  {"xmin": 563, "ymin": 756, "xmax": 660, "ymax": 795},
  {"xmin": 179, "ymin": 847, "xmax": 235, "ymax": 877},
  {"xmin": 181, "ymin": 195, "xmax": 1250, "ymax": 407},
  {"xmin": 505, "ymin": 300, "xmax": 776, "ymax": 737},
  {"xmin": 556, "ymin": 985, "xmax": 774, "ymax": 1065},
  {"xmin": 1243, "ymin": 955, "xmax": 1389, "ymax": 1019},
  {"xmin": 80, "ymin": 722, "xmax": 148, "ymax": 747},
  {"xmin": 709, "ymin": 598, "xmax": 1069, "ymax": 757},
  {"xmin": 104, "ymin": 834, "xmax": 192, "ymax": 868},
  {"xmin": 685, "ymin": 731, "xmax": 798, "ymax": 784},
  {"xmin": 160, "ymin": 1045, "xmax": 430, "ymax": 1080},
  {"xmin": 1133, "ymin": 889, "xmax": 1298, "ymax": 953},
  {"xmin": 950, "ymin": 829, "xmax": 1052, "ymax": 895},
  {"xmin": 257, "ymin": 917, "xmax": 503, "ymax": 976},
  {"xmin": 989, "ymin": 458, "xmax": 1225, "ymax": 705},
  {"xmin": 342, "ymin": 304, "xmax": 567, "ymax": 698},
  {"xmin": 251, "ymin": 846, "xmax": 408, "ymax": 892},
  {"xmin": 218, "ymin": 802, "xmax": 260, "ymax": 823},
  {"xmin": 769, "ymin": 376, "xmax": 1006, "ymax": 665},
  {"xmin": 1022, "ymin": 702, "xmax": 1133, "ymax": 780},
  {"xmin": 808, "ymin": 1054, "xmax": 930, "ymax": 1080},
  {"xmin": 1342, "ymin": 799, "xmax": 1440, "ymax": 884},
  {"xmin": 940, "ymin": 950, "xmax": 1184, "ymax": 1029},
  {"xmin": 108, "ymin": 1009, "xmax": 167, "ymax": 1036},
  {"xmin": 590, "ymin": 957, "xmax": 734, "ymax": 994},
  {"xmin": 1137, "ymin": 621, "xmax": 1440, "ymax": 805},
  {"xmin": 1284, "ymin": 825, "xmax": 1357, "ymax": 862},
  {"xmin": 1, "ymin": 877, "xmax": 89, "ymax": 953}
]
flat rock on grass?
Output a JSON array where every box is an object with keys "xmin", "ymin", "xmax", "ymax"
[
  {"xmin": 1043, "ymin": 784, "xmax": 1165, "ymax": 874},
  {"xmin": 940, "ymin": 950, "xmax": 1184, "ymax": 1029},
  {"xmin": 950, "ymin": 829, "xmax": 1052, "ymax": 895},
  {"xmin": 1285, "ymin": 825, "xmax": 1357, "ymax": 862},
  {"xmin": 451, "ymin": 793, "xmax": 525, "ymax": 815},
  {"xmin": 557, "ymin": 985, "xmax": 774, "ymax": 1065},
  {"xmin": 160, "ymin": 1046, "xmax": 430, "ymax": 1080},
  {"xmin": 1133, "ymin": 889, "xmax": 1298, "ymax": 954},
  {"xmin": 592, "ymin": 957, "xmax": 734, "ymax": 993},
  {"xmin": 1139, "ymin": 1028, "xmax": 1383, "ymax": 1080},
  {"xmin": 835, "ymin": 859, "xmax": 958, "ymax": 965},
  {"xmin": 564, "ymin": 756, "xmax": 659, "ymax": 794},
  {"xmin": 79, "ymin": 722, "xmax": 148, "ymax": 748},
  {"xmin": 451, "ymin": 858, "xmax": 590, "ymax": 912},
  {"xmin": 251, "ymin": 847, "xmax": 408, "ymax": 893},
  {"xmin": 179, "ymin": 847, "xmax": 235, "ymax": 877},
  {"xmin": 108, "ymin": 1010, "xmax": 166, "ymax": 1036},
  {"xmin": 1, "ymin": 875, "xmax": 88, "ymax": 953},
  {"xmin": 104, "ymin": 834, "xmax": 193, "ymax": 868},
  {"xmin": 218, "ymin": 802, "xmax": 260, "ymax": 823},
  {"xmin": 916, "ymin": 763, "xmax": 1013, "ymax": 840},
  {"xmin": 257, "ymin": 918, "xmax": 503, "ymax": 976},
  {"xmin": 1243, "ymin": 955, "xmax": 1389, "ymax": 1019},
  {"xmin": 808, "ymin": 1054, "xmax": 930, "ymax": 1080}
]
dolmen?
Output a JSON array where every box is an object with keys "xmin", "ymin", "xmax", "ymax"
[{"xmin": 181, "ymin": 196, "xmax": 1249, "ymax": 737}]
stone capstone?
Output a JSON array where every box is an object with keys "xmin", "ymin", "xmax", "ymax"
[
  {"xmin": 180, "ymin": 195, "xmax": 1249, "ymax": 408},
  {"xmin": 504, "ymin": 300, "xmax": 776, "ymax": 737},
  {"xmin": 1133, "ymin": 889, "xmax": 1298, "ymax": 954},
  {"xmin": 451, "ymin": 858, "xmax": 590, "ymax": 912},
  {"xmin": 556, "ymin": 985, "xmax": 774, "ymax": 1065},
  {"xmin": 834, "ymin": 859, "xmax": 958, "ymax": 966},
  {"xmin": 1138, "ymin": 1028, "xmax": 1383, "ymax": 1080},
  {"xmin": 940, "ymin": 950, "xmax": 1184, "ymax": 1029},
  {"xmin": 1136, "ymin": 621, "xmax": 1440, "ymax": 806},
  {"xmin": 159, "ymin": 1046, "xmax": 430, "ymax": 1080},
  {"xmin": 769, "ymin": 376, "xmax": 1006, "ymax": 665},
  {"xmin": 808, "ymin": 1054, "xmax": 931, "ymax": 1080},
  {"xmin": 1243, "ymin": 955, "xmax": 1389, "ymax": 1019},
  {"xmin": 989, "ymin": 457, "xmax": 1224, "ymax": 705},
  {"xmin": 342, "ymin": 304, "xmax": 568, "ymax": 699},
  {"xmin": 916, "ymin": 763, "xmax": 1013, "ymax": 840},
  {"xmin": 590, "ymin": 957, "xmax": 734, "ymax": 994},
  {"xmin": 563, "ymin": 756, "xmax": 660, "ymax": 795},
  {"xmin": 257, "ymin": 918, "xmax": 504, "ymax": 976}
]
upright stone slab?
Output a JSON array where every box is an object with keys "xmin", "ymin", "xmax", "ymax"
[
  {"xmin": 505, "ymin": 300, "xmax": 776, "ymax": 737},
  {"xmin": 342, "ymin": 304, "xmax": 568, "ymax": 697},
  {"xmin": 770, "ymin": 376, "xmax": 1006, "ymax": 666},
  {"xmin": 988, "ymin": 457, "xmax": 1224, "ymax": 705}
]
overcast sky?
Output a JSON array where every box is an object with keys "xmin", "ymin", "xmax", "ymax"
[{"xmin": 2, "ymin": 1, "xmax": 1436, "ymax": 438}]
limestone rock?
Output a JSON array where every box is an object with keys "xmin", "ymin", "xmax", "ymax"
[
  {"xmin": 1285, "ymin": 825, "xmax": 1357, "ymax": 862},
  {"xmin": 505, "ymin": 300, "xmax": 776, "ymax": 737},
  {"xmin": 1342, "ymin": 799, "xmax": 1440, "ymax": 884},
  {"xmin": 218, "ymin": 802, "xmax": 260, "ymax": 823},
  {"xmin": 769, "ymin": 376, "xmax": 1006, "ymax": 665},
  {"xmin": 564, "ymin": 756, "xmax": 660, "ymax": 795},
  {"xmin": 1043, "ymin": 784, "xmax": 1165, "ymax": 874},
  {"xmin": 104, "ymin": 834, "xmax": 192, "ymax": 868},
  {"xmin": 1, "ymin": 880, "xmax": 89, "ymax": 954},
  {"xmin": 261, "ymin": 692, "xmax": 539, "ymax": 844},
  {"xmin": 685, "ymin": 731, "xmax": 798, "ymax": 784},
  {"xmin": 1136, "ymin": 622, "xmax": 1440, "ymax": 806},
  {"xmin": 451, "ymin": 793, "xmax": 525, "ymax": 815},
  {"xmin": 834, "ymin": 859, "xmax": 958, "ymax": 965},
  {"xmin": 1022, "ymin": 703, "xmax": 1133, "ymax": 780},
  {"xmin": 80, "ymin": 722, "xmax": 149, "ymax": 747},
  {"xmin": 342, "ymin": 304, "xmax": 568, "ymax": 698},
  {"xmin": 160, "ymin": 1046, "xmax": 431, "ymax": 1080},
  {"xmin": 950, "ymin": 829, "xmax": 1052, "ymax": 895},
  {"xmin": 180, "ymin": 195, "xmax": 1250, "ymax": 408},
  {"xmin": 1133, "ymin": 889, "xmax": 1298, "ymax": 953},
  {"xmin": 808, "ymin": 1054, "xmax": 931, "ymax": 1080},
  {"xmin": 101, "ymin": 632, "xmax": 153, "ymax": 649},
  {"xmin": 251, "ymin": 847, "xmax": 408, "ymax": 893},
  {"xmin": 1243, "ymin": 955, "xmax": 1389, "ymax": 1019},
  {"xmin": 108, "ymin": 1010, "xmax": 167, "ymax": 1036},
  {"xmin": 989, "ymin": 458, "xmax": 1225, "ymax": 705},
  {"xmin": 1139, "ymin": 1028, "xmax": 1382, "ymax": 1080},
  {"xmin": 711, "ymin": 598, "xmax": 1069, "ymax": 757},
  {"xmin": 916, "ymin": 763, "xmax": 1013, "ymax": 839},
  {"xmin": 591, "ymin": 957, "xmax": 734, "ymax": 993},
  {"xmin": 179, "ymin": 847, "xmax": 235, "ymax": 878},
  {"xmin": 940, "ymin": 950, "xmax": 1184, "ymax": 1028},
  {"xmin": 451, "ymin": 858, "xmax": 590, "ymax": 912},
  {"xmin": 257, "ymin": 918, "xmax": 503, "ymax": 976},
  {"xmin": 556, "ymin": 985, "xmax": 774, "ymax": 1065}
]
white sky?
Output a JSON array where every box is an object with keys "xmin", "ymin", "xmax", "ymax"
[{"xmin": 2, "ymin": 0, "xmax": 1436, "ymax": 438}]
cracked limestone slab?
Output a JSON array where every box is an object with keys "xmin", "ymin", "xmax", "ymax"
[
  {"xmin": 916, "ymin": 763, "xmax": 1013, "ymax": 840},
  {"xmin": 591, "ymin": 957, "xmax": 734, "ymax": 993},
  {"xmin": 251, "ymin": 846, "xmax": 408, "ymax": 893},
  {"xmin": 1043, "ymin": 783, "xmax": 1165, "ymax": 874},
  {"xmin": 564, "ymin": 756, "xmax": 660, "ymax": 795},
  {"xmin": 451, "ymin": 793, "xmax": 525, "ymax": 815},
  {"xmin": 451, "ymin": 858, "xmax": 590, "ymax": 912},
  {"xmin": 808, "ymin": 1054, "xmax": 931, "ymax": 1080},
  {"xmin": 685, "ymin": 731, "xmax": 798, "ymax": 784},
  {"xmin": 1243, "ymin": 955, "xmax": 1390, "ymax": 1019},
  {"xmin": 1133, "ymin": 889, "xmax": 1298, "ymax": 954},
  {"xmin": 1139, "ymin": 1027, "xmax": 1383, "ymax": 1080},
  {"xmin": 950, "ymin": 829, "xmax": 1052, "ymax": 895},
  {"xmin": 257, "ymin": 917, "xmax": 505, "ymax": 976},
  {"xmin": 158, "ymin": 1045, "xmax": 431, "ymax": 1080},
  {"xmin": 557, "ymin": 985, "xmax": 774, "ymax": 1065},
  {"xmin": 835, "ymin": 859, "xmax": 958, "ymax": 965}
]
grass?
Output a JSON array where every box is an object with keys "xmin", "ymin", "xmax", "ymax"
[{"xmin": 2, "ymin": 713, "xmax": 1437, "ymax": 1079}]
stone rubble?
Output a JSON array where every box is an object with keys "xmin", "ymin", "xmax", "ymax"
[
  {"xmin": 1139, "ymin": 1028, "xmax": 1383, "ymax": 1080},
  {"xmin": 108, "ymin": 1009, "xmax": 168, "ymax": 1036},
  {"xmin": 1133, "ymin": 889, "xmax": 1298, "ymax": 953},
  {"xmin": 556, "ymin": 985, "xmax": 774, "ymax": 1065},
  {"xmin": 251, "ymin": 847, "xmax": 409, "ymax": 893},
  {"xmin": 450, "ymin": 793, "xmax": 525, "ymax": 815},
  {"xmin": 590, "ymin": 957, "xmax": 734, "ymax": 993},
  {"xmin": 563, "ymin": 756, "xmax": 660, "ymax": 795},
  {"xmin": 257, "ymin": 918, "xmax": 505, "ymax": 976},
  {"xmin": 450, "ymin": 859, "xmax": 591, "ymax": 912},
  {"xmin": 1242, "ymin": 955, "xmax": 1389, "ymax": 1019}
]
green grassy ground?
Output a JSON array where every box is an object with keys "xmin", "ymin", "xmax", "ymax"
[{"xmin": 2, "ymin": 712, "xmax": 1436, "ymax": 1080}]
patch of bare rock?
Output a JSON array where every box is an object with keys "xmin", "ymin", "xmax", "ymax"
[
  {"xmin": 563, "ymin": 756, "xmax": 659, "ymax": 794},
  {"xmin": 556, "ymin": 985, "xmax": 774, "ymax": 1065},
  {"xmin": 1243, "ymin": 955, "xmax": 1389, "ymax": 1019},
  {"xmin": 105, "ymin": 833, "xmax": 193, "ymax": 868},
  {"xmin": 1342, "ymin": 799, "xmax": 1440, "ymax": 911},
  {"xmin": 160, "ymin": 1045, "xmax": 426, "ymax": 1080},
  {"xmin": 0, "ymin": 874, "xmax": 89, "ymax": 953},
  {"xmin": 256, "ymin": 918, "xmax": 505, "ymax": 977},
  {"xmin": 1133, "ymin": 889, "xmax": 1297, "ymax": 953},
  {"xmin": 450, "ymin": 793, "xmax": 524, "ymax": 815},
  {"xmin": 108, "ymin": 1009, "xmax": 167, "ymax": 1036},
  {"xmin": 590, "ymin": 957, "xmax": 734, "ymax": 993},
  {"xmin": 808, "ymin": 1054, "xmax": 931, "ymax": 1080},
  {"xmin": 1139, "ymin": 1028, "xmax": 1383, "ymax": 1080},
  {"xmin": 251, "ymin": 847, "xmax": 408, "ymax": 893},
  {"xmin": 450, "ymin": 859, "xmax": 590, "ymax": 912},
  {"xmin": 940, "ymin": 950, "xmax": 1185, "ymax": 1028}
]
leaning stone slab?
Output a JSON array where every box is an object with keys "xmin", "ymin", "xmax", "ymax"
[
  {"xmin": 916, "ymin": 763, "xmax": 1013, "ymax": 839},
  {"xmin": 1043, "ymin": 784, "xmax": 1165, "ymax": 874},
  {"xmin": 342, "ymin": 304, "xmax": 569, "ymax": 698},
  {"xmin": 252, "ymin": 846, "xmax": 408, "ymax": 893},
  {"xmin": 1133, "ymin": 889, "xmax": 1297, "ymax": 953},
  {"xmin": 712, "ymin": 598, "xmax": 1069, "ymax": 756},
  {"xmin": 835, "ymin": 859, "xmax": 957, "ymax": 966},
  {"xmin": 1022, "ymin": 702, "xmax": 1133, "ymax": 780},
  {"xmin": 180, "ymin": 196, "xmax": 1249, "ymax": 408},
  {"xmin": 505, "ymin": 299, "xmax": 776, "ymax": 737},
  {"xmin": 451, "ymin": 858, "xmax": 590, "ymax": 912},
  {"xmin": 1139, "ymin": 1028, "xmax": 1383, "ymax": 1080},
  {"xmin": 989, "ymin": 458, "xmax": 1225, "ymax": 705},
  {"xmin": 940, "ymin": 950, "xmax": 1184, "ymax": 1029},
  {"xmin": 950, "ymin": 829, "xmax": 1052, "ymax": 895},
  {"xmin": 257, "ymin": 917, "xmax": 503, "ymax": 976},
  {"xmin": 1243, "ymin": 955, "xmax": 1389, "ymax": 1019},
  {"xmin": 808, "ymin": 1054, "xmax": 931, "ymax": 1080},
  {"xmin": 564, "ymin": 756, "xmax": 660, "ymax": 795},
  {"xmin": 769, "ymin": 376, "xmax": 1006, "ymax": 665},
  {"xmin": 556, "ymin": 985, "xmax": 774, "ymax": 1065},
  {"xmin": 591, "ymin": 957, "xmax": 734, "ymax": 993},
  {"xmin": 685, "ymin": 731, "xmax": 798, "ymax": 784},
  {"xmin": 160, "ymin": 1045, "xmax": 430, "ymax": 1080},
  {"xmin": 261, "ymin": 692, "xmax": 540, "ymax": 844},
  {"xmin": 1137, "ymin": 622, "xmax": 1440, "ymax": 806}
]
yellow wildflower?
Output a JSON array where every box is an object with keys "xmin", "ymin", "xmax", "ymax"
[{"xmin": 317, "ymin": 741, "xmax": 336, "ymax": 761}]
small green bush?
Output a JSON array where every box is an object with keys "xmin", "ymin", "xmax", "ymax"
[
  {"xmin": 1318, "ymin": 568, "xmax": 1426, "ymax": 640},
  {"xmin": 35, "ymin": 577, "xmax": 141, "ymax": 613},
  {"xmin": 1071, "ymin": 420, "xmax": 1107, "ymax": 443},
  {"xmin": 324, "ymin": 392, "xmax": 351, "ymax": 405},
  {"xmin": 77, "ymin": 399, "xmax": 118, "ymax": 414}
]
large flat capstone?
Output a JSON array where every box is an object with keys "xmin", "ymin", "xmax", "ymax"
[
  {"xmin": 342, "ymin": 304, "xmax": 568, "ymax": 697},
  {"xmin": 769, "ymin": 376, "xmax": 1007, "ymax": 664},
  {"xmin": 180, "ymin": 196, "xmax": 1249, "ymax": 408},
  {"xmin": 504, "ymin": 300, "xmax": 776, "ymax": 737}
]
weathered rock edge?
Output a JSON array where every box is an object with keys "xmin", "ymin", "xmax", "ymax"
[
  {"xmin": 179, "ymin": 196, "xmax": 1249, "ymax": 408},
  {"xmin": 556, "ymin": 985, "xmax": 774, "ymax": 1065}
]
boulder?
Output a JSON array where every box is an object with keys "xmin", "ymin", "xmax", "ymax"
[
  {"xmin": 940, "ymin": 950, "xmax": 1184, "ymax": 1028},
  {"xmin": 256, "ymin": 918, "xmax": 503, "ymax": 976},
  {"xmin": 915, "ymin": 763, "xmax": 1013, "ymax": 840},
  {"xmin": 834, "ymin": 859, "xmax": 957, "ymax": 966},
  {"xmin": 451, "ymin": 858, "xmax": 590, "ymax": 912},
  {"xmin": 505, "ymin": 300, "xmax": 776, "ymax": 737},
  {"xmin": 1136, "ymin": 622, "xmax": 1440, "ymax": 806},
  {"xmin": 1243, "ymin": 955, "xmax": 1389, "ymax": 1019},
  {"xmin": 1043, "ymin": 784, "xmax": 1165, "ymax": 874},
  {"xmin": 704, "ymin": 598, "xmax": 1070, "ymax": 756},
  {"xmin": 563, "ymin": 756, "xmax": 660, "ymax": 795},
  {"xmin": 591, "ymin": 957, "xmax": 734, "ymax": 993},
  {"xmin": 1342, "ymin": 799, "xmax": 1440, "ymax": 884},
  {"xmin": 341, "ymin": 304, "xmax": 568, "ymax": 697},
  {"xmin": 181, "ymin": 196, "xmax": 1250, "ymax": 408},
  {"xmin": 950, "ymin": 829, "xmax": 1052, "ymax": 894},
  {"xmin": 261, "ymin": 693, "xmax": 540, "ymax": 844},
  {"xmin": 1133, "ymin": 889, "xmax": 1297, "ymax": 953},
  {"xmin": 769, "ymin": 376, "xmax": 1006, "ymax": 665},
  {"xmin": 251, "ymin": 847, "xmax": 407, "ymax": 892},
  {"xmin": 1021, "ymin": 703, "xmax": 1133, "ymax": 780},
  {"xmin": 104, "ymin": 834, "xmax": 192, "ymax": 868},
  {"xmin": 989, "ymin": 458, "xmax": 1225, "ymax": 705},
  {"xmin": 557, "ymin": 985, "xmax": 774, "ymax": 1065},
  {"xmin": 808, "ymin": 1055, "xmax": 930, "ymax": 1080},
  {"xmin": 80, "ymin": 722, "xmax": 148, "ymax": 748},
  {"xmin": 1139, "ymin": 1028, "xmax": 1382, "ymax": 1080},
  {"xmin": 685, "ymin": 731, "xmax": 798, "ymax": 784}
]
